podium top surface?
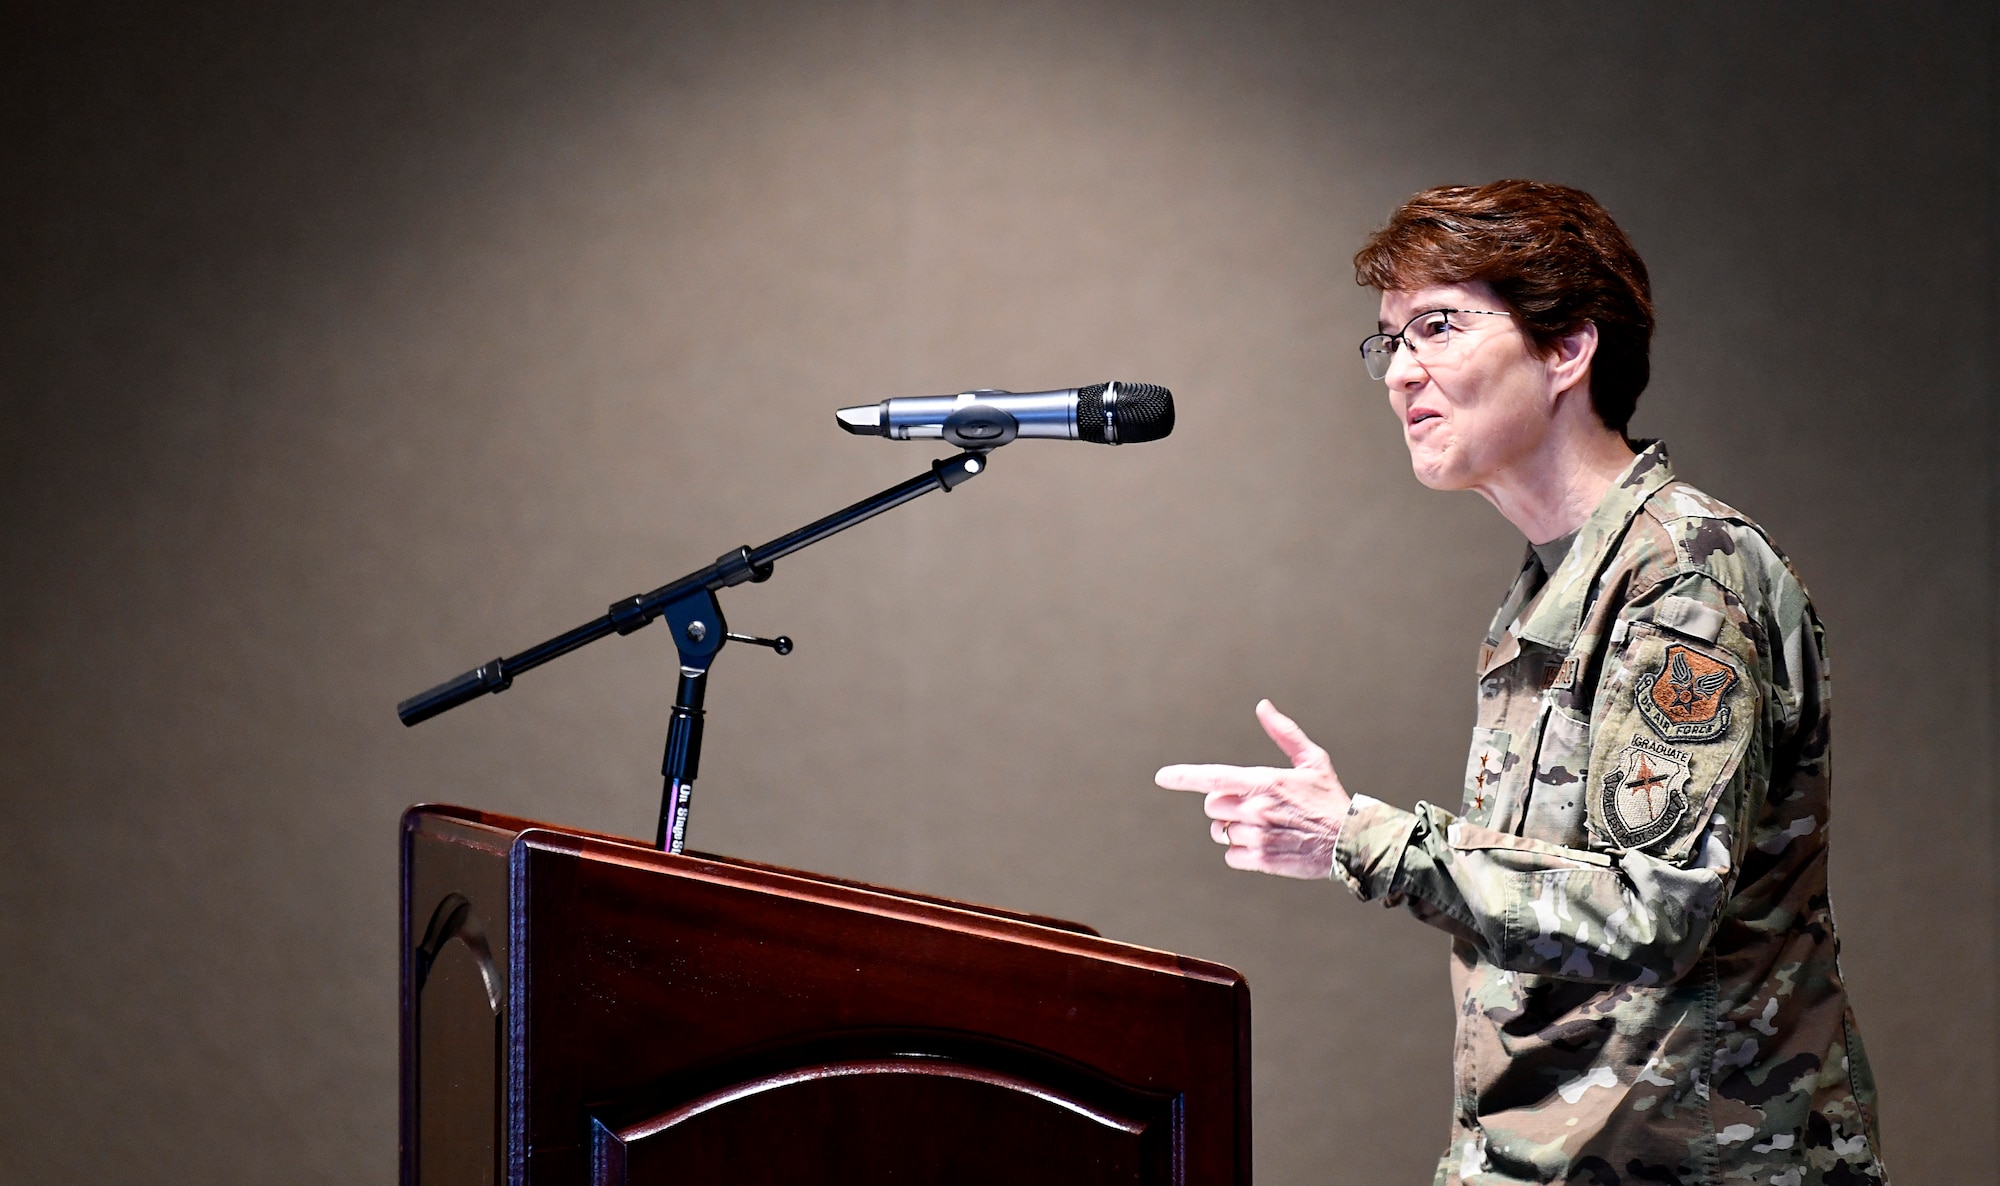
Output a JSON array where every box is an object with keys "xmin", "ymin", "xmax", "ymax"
[{"xmin": 403, "ymin": 802, "xmax": 1243, "ymax": 985}]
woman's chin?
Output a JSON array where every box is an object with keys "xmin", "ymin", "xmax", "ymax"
[{"xmin": 1406, "ymin": 447, "xmax": 1469, "ymax": 492}]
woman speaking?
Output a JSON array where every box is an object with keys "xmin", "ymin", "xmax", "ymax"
[{"xmin": 1157, "ymin": 181, "xmax": 1888, "ymax": 1186}]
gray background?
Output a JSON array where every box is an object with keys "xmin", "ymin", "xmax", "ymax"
[{"xmin": 3, "ymin": 2, "xmax": 1992, "ymax": 1182}]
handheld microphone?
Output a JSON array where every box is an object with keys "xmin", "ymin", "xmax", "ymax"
[{"xmin": 836, "ymin": 382, "xmax": 1174, "ymax": 449}]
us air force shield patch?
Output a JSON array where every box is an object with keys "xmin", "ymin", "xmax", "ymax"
[
  {"xmin": 1634, "ymin": 643, "xmax": 1739, "ymax": 743},
  {"xmin": 1599, "ymin": 735, "xmax": 1694, "ymax": 849}
]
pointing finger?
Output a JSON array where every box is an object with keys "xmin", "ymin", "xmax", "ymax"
[{"xmin": 1155, "ymin": 763, "xmax": 1274, "ymax": 794}]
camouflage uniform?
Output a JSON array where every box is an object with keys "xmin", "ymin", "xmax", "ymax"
[{"xmin": 1331, "ymin": 442, "xmax": 1887, "ymax": 1186}]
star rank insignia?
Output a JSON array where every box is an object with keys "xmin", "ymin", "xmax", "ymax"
[
  {"xmin": 1462, "ymin": 730, "xmax": 1510, "ymax": 822},
  {"xmin": 1599, "ymin": 735, "xmax": 1695, "ymax": 849}
]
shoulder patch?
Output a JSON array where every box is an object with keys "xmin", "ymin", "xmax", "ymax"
[
  {"xmin": 1583, "ymin": 617, "xmax": 1760, "ymax": 862},
  {"xmin": 1599, "ymin": 735, "xmax": 1694, "ymax": 849},
  {"xmin": 1635, "ymin": 644, "xmax": 1740, "ymax": 743}
]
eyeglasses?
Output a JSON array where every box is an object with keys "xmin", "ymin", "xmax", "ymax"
[{"xmin": 1359, "ymin": 308, "xmax": 1513, "ymax": 381}]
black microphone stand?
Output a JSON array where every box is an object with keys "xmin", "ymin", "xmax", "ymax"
[{"xmin": 397, "ymin": 449, "xmax": 992, "ymax": 853}]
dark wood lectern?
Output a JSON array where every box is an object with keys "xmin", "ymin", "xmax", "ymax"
[{"xmin": 402, "ymin": 805, "xmax": 1250, "ymax": 1185}]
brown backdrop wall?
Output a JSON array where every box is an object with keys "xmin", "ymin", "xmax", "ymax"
[{"xmin": 3, "ymin": 3, "xmax": 1992, "ymax": 1182}]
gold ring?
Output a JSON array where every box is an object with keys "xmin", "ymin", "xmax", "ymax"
[{"xmin": 1221, "ymin": 821, "xmax": 1234, "ymax": 846}]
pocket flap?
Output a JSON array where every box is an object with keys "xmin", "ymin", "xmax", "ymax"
[
  {"xmin": 1445, "ymin": 821, "xmax": 1615, "ymax": 868},
  {"xmin": 1654, "ymin": 595, "xmax": 1725, "ymax": 643}
]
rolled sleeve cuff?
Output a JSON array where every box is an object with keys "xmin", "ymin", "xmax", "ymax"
[{"xmin": 1330, "ymin": 794, "xmax": 1419, "ymax": 901}]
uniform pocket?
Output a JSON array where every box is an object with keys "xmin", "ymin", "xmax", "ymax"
[{"xmin": 1521, "ymin": 705, "xmax": 1591, "ymax": 847}]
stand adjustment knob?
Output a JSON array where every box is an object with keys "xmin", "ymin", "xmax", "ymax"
[{"xmin": 726, "ymin": 632, "xmax": 793, "ymax": 656}]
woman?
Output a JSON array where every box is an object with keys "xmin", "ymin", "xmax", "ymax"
[{"xmin": 1157, "ymin": 181, "xmax": 1886, "ymax": 1186}]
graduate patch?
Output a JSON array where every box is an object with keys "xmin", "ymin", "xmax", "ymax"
[
  {"xmin": 1599, "ymin": 735, "xmax": 1694, "ymax": 849},
  {"xmin": 1634, "ymin": 644, "xmax": 1739, "ymax": 743}
]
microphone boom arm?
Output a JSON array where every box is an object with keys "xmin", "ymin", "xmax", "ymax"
[{"xmin": 395, "ymin": 449, "xmax": 991, "ymax": 729}]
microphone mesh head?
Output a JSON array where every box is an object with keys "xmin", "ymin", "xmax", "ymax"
[
  {"xmin": 1077, "ymin": 383, "xmax": 1109, "ymax": 443},
  {"xmin": 1111, "ymin": 382, "xmax": 1174, "ymax": 443}
]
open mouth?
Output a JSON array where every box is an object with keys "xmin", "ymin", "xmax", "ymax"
[{"xmin": 1407, "ymin": 408, "xmax": 1442, "ymax": 428}]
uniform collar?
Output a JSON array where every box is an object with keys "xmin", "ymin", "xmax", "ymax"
[{"xmin": 1490, "ymin": 440, "xmax": 1676, "ymax": 653}]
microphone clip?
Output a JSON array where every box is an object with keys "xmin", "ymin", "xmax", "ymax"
[
  {"xmin": 940, "ymin": 403, "xmax": 1018, "ymax": 450},
  {"xmin": 932, "ymin": 450, "xmax": 989, "ymax": 491}
]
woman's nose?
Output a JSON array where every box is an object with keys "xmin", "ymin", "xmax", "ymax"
[{"xmin": 1382, "ymin": 341, "xmax": 1428, "ymax": 390}]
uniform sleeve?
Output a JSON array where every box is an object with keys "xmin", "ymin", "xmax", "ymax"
[{"xmin": 1332, "ymin": 573, "xmax": 1766, "ymax": 986}]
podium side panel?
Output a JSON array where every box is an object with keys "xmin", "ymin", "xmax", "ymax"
[{"xmin": 402, "ymin": 809, "xmax": 518, "ymax": 1186}]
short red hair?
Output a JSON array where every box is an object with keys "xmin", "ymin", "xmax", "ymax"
[{"xmin": 1354, "ymin": 180, "xmax": 1654, "ymax": 433}]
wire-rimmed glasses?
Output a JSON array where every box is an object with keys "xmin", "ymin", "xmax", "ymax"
[{"xmin": 1359, "ymin": 308, "xmax": 1513, "ymax": 381}]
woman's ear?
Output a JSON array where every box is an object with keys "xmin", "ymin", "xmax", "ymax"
[{"xmin": 1547, "ymin": 321, "xmax": 1599, "ymax": 403}]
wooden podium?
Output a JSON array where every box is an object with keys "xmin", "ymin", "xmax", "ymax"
[{"xmin": 402, "ymin": 805, "xmax": 1251, "ymax": 1185}]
